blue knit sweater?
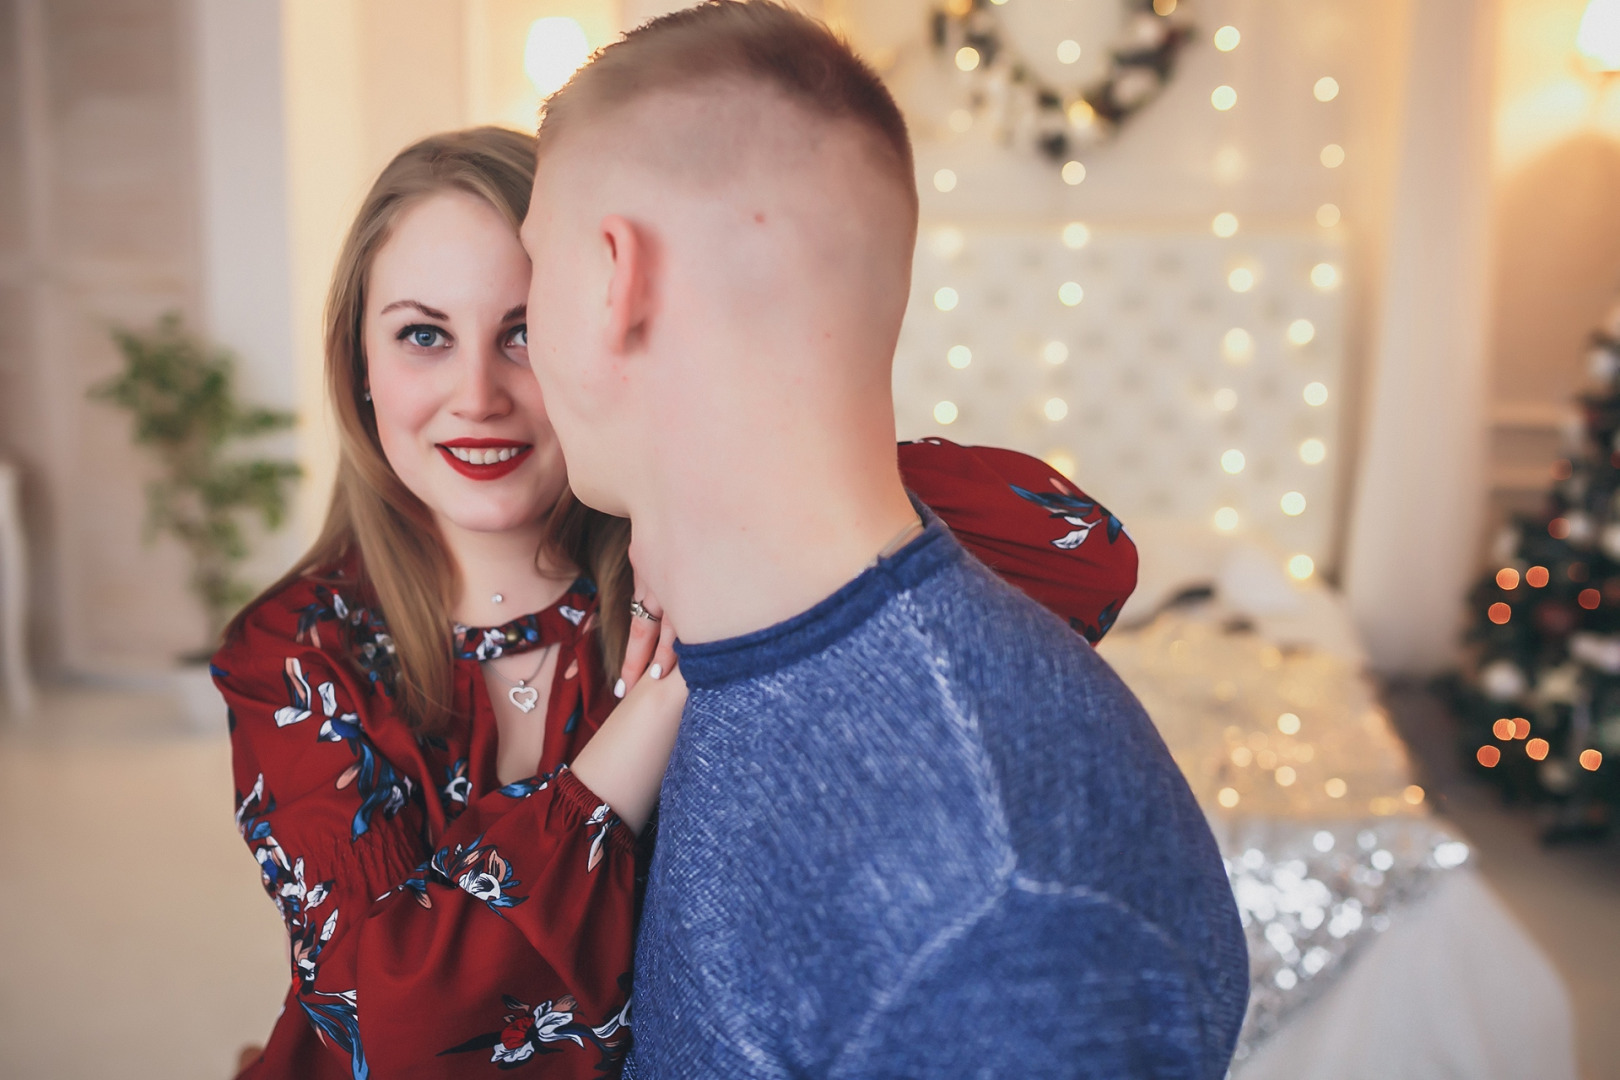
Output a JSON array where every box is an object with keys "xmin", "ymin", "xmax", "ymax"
[{"xmin": 628, "ymin": 517, "xmax": 1248, "ymax": 1078}]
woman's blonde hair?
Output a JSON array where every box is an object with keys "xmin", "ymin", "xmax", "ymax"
[{"xmin": 234, "ymin": 126, "xmax": 632, "ymax": 734}]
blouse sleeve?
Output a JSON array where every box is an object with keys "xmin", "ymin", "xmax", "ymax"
[
  {"xmin": 215, "ymin": 615, "xmax": 636, "ymax": 1079},
  {"xmin": 898, "ymin": 438, "xmax": 1139, "ymax": 642}
]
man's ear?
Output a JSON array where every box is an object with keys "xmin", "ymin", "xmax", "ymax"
[{"xmin": 601, "ymin": 214, "xmax": 651, "ymax": 355}]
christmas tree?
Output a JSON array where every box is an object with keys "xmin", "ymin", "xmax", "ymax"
[{"xmin": 1453, "ymin": 297, "xmax": 1620, "ymax": 842}]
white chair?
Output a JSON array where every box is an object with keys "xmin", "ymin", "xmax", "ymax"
[{"xmin": 0, "ymin": 461, "xmax": 35, "ymax": 717}]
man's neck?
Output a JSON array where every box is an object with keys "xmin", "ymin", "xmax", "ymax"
[{"xmin": 634, "ymin": 429, "xmax": 918, "ymax": 645}]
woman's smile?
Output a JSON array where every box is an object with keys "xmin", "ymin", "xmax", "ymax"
[{"xmin": 436, "ymin": 438, "xmax": 535, "ymax": 480}]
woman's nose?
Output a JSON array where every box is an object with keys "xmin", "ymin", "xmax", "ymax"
[{"xmin": 448, "ymin": 341, "xmax": 511, "ymax": 421}]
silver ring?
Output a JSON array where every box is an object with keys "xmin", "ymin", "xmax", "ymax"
[{"xmin": 630, "ymin": 598, "xmax": 662, "ymax": 623}]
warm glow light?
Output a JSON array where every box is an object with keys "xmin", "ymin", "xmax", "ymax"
[
  {"xmin": 1580, "ymin": 588, "xmax": 1602, "ymax": 610},
  {"xmin": 1488, "ymin": 602, "xmax": 1512, "ymax": 624},
  {"xmin": 1278, "ymin": 712, "xmax": 1301, "ymax": 735},
  {"xmin": 1477, "ymin": 745, "xmax": 1501, "ymax": 768},
  {"xmin": 1288, "ymin": 319, "xmax": 1317, "ymax": 345},
  {"xmin": 1153, "ymin": 0, "xmax": 1177, "ymax": 14},
  {"xmin": 1212, "ymin": 85, "xmax": 1238, "ymax": 111},
  {"xmin": 1527, "ymin": 565, "xmax": 1550, "ymax": 588},
  {"xmin": 948, "ymin": 108, "xmax": 973, "ymax": 133},
  {"xmin": 955, "ymin": 46, "xmax": 981, "ymax": 71},
  {"xmin": 1325, "ymin": 777, "xmax": 1347, "ymax": 798},
  {"xmin": 1288, "ymin": 554, "xmax": 1315, "ymax": 580},
  {"xmin": 1057, "ymin": 39, "xmax": 1082, "ymax": 64},
  {"xmin": 1231, "ymin": 746, "xmax": 1254, "ymax": 766},
  {"xmin": 1320, "ymin": 143, "xmax": 1346, "ymax": 168},
  {"xmin": 1068, "ymin": 100, "xmax": 1096, "ymax": 126},
  {"xmin": 1497, "ymin": 567, "xmax": 1521, "ymax": 590},
  {"xmin": 1062, "ymin": 221, "xmax": 1091, "ymax": 249},
  {"xmin": 934, "ymin": 287, "xmax": 959, "ymax": 311},
  {"xmin": 933, "ymin": 169, "xmax": 957, "ymax": 193},
  {"xmin": 930, "ymin": 227, "xmax": 965, "ymax": 259},
  {"xmin": 1044, "ymin": 397, "xmax": 1070, "ymax": 422},
  {"xmin": 947, "ymin": 345, "xmax": 972, "ymax": 369},
  {"xmin": 1317, "ymin": 203, "xmax": 1342, "ymax": 227},
  {"xmin": 524, "ymin": 17, "xmax": 592, "ymax": 97},
  {"xmin": 1526, "ymin": 737, "xmax": 1550, "ymax": 761},
  {"xmin": 1044, "ymin": 449, "xmax": 1077, "ymax": 479},
  {"xmin": 1549, "ymin": 517, "xmax": 1571, "ymax": 539},
  {"xmin": 1214, "ymin": 25, "xmax": 1241, "ymax": 51},
  {"xmin": 1212, "ymin": 212, "xmax": 1239, "ymax": 237},
  {"xmin": 1314, "ymin": 76, "xmax": 1340, "ymax": 102},
  {"xmin": 1213, "ymin": 388, "xmax": 1238, "ymax": 412},
  {"xmin": 1228, "ymin": 267, "xmax": 1255, "ymax": 292},
  {"xmin": 1581, "ymin": 748, "xmax": 1604, "ymax": 770},
  {"xmin": 934, "ymin": 400, "xmax": 959, "ymax": 425},
  {"xmin": 1513, "ymin": 717, "xmax": 1532, "ymax": 739},
  {"xmin": 1493, "ymin": 718, "xmax": 1516, "ymax": 741},
  {"xmin": 1300, "ymin": 438, "xmax": 1326, "ymax": 464},
  {"xmin": 1303, "ymin": 382, "xmax": 1329, "ymax": 406},
  {"xmin": 1059, "ymin": 281, "xmax": 1084, "ymax": 306},
  {"xmin": 1214, "ymin": 507, "xmax": 1240, "ymax": 532},
  {"xmin": 1043, "ymin": 340, "xmax": 1069, "ymax": 365},
  {"xmin": 1280, "ymin": 491, "xmax": 1307, "ymax": 516},
  {"xmin": 1577, "ymin": 0, "xmax": 1620, "ymax": 71},
  {"xmin": 1221, "ymin": 449, "xmax": 1246, "ymax": 474},
  {"xmin": 1223, "ymin": 327, "xmax": 1253, "ymax": 362},
  {"xmin": 1275, "ymin": 766, "xmax": 1297, "ymax": 787},
  {"xmin": 1310, "ymin": 263, "xmax": 1340, "ymax": 289},
  {"xmin": 1062, "ymin": 160, "xmax": 1087, "ymax": 185},
  {"xmin": 1217, "ymin": 787, "xmax": 1240, "ymax": 808}
]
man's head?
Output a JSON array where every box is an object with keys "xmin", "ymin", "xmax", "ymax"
[{"xmin": 520, "ymin": 1, "xmax": 918, "ymax": 518}]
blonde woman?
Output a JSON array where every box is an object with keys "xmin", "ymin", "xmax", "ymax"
[{"xmin": 214, "ymin": 126, "xmax": 1137, "ymax": 1079}]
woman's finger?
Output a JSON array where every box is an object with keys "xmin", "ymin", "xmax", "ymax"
[
  {"xmin": 651, "ymin": 616, "xmax": 678, "ymax": 681},
  {"xmin": 619, "ymin": 602, "xmax": 660, "ymax": 697}
]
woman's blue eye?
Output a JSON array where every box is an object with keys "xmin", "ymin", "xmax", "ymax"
[
  {"xmin": 399, "ymin": 324, "xmax": 447, "ymax": 348},
  {"xmin": 508, "ymin": 325, "xmax": 527, "ymax": 348}
]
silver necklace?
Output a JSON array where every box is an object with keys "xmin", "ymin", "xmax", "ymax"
[{"xmin": 483, "ymin": 645, "xmax": 553, "ymax": 714}]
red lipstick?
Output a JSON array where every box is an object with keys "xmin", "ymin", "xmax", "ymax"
[{"xmin": 436, "ymin": 438, "xmax": 533, "ymax": 481}]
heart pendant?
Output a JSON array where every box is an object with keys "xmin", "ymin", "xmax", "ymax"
[{"xmin": 509, "ymin": 684, "xmax": 540, "ymax": 714}]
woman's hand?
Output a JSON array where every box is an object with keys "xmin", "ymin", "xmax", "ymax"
[
  {"xmin": 571, "ymin": 665, "xmax": 687, "ymax": 834},
  {"xmin": 617, "ymin": 580, "xmax": 677, "ymax": 698}
]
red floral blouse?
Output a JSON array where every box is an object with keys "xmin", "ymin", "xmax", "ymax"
[{"xmin": 215, "ymin": 439, "xmax": 1137, "ymax": 1079}]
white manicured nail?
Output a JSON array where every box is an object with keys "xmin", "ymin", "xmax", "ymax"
[
  {"xmin": 614, "ymin": 678, "xmax": 626, "ymax": 699},
  {"xmin": 649, "ymin": 663, "xmax": 663, "ymax": 680}
]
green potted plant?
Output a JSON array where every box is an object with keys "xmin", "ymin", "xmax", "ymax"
[{"xmin": 90, "ymin": 312, "xmax": 301, "ymax": 729}]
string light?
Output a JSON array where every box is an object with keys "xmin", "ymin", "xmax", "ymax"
[
  {"xmin": 1213, "ymin": 388, "xmax": 1238, "ymax": 411},
  {"xmin": 933, "ymin": 286, "xmax": 959, "ymax": 311},
  {"xmin": 1310, "ymin": 262, "xmax": 1340, "ymax": 289},
  {"xmin": 1287, "ymin": 554, "xmax": 1315, "ymax": 580},
  {"xmin": 1527, "ymin": 565, "xmax": 1550, "ymax": 587},
  {"xmin": 1061, "ymin": 221, "xmax": 1091, "ymax": 249},
  {"xmin": 947, "ymin": 345, "xmax": 972, "ymax": 369},
  {"xmin": 1580, "ymin": 749, "xmax": 1603, "ymax": 771},
  {"xmin": 1061, "ymin": 160, "xmax": 1087, "ymax": 185},
  {"xmin": 1477, "ymin": 745, "xmax": 1501, "ymax": 767},
  {"xmin": 1280, "ymin": 491, "xmax": 1306, "ymax": 516},
  {"xmin": 1526, "ymin": 738, "xmax": 1550, "ymax": 761},
  {"xmin": 933, "ymin": 168, "xmax": 958, "ymax": 193},
  {"xmin": 1044, "ymin": 397, "xmax": 1069, "ymax": 421},
  {"xmin": 1488, "ymin": 602, "xmax": 1511, "ymax": 624},
  {"xmin": 524, "ymin": 17, "xmax": 591, "ymax": 96},
  {"xmin": 1303, "ymin": 382, "xmax": 1329, "ymax": 406},
  {"xmin": 1299, "ymin": 438, "xmax": 1326, "ymax": 464},
  {"xmin": 1278, "ymin": 712, "xmax": 1301, "ymax": 734},
  {"xmin": 933, "ymin": 400, "xmax": 959, "ymax": 424},
  {"xmin": 930, "ymin": 226, "xmax": 964, "ymax": 259},
  {"xmin": 1316, "ymin": 203, "xmax": 1342, "ymax": 227},
  {"xmin": 1043, "ymin": 340, "xmax": 1069, "ymax": 365},
  {"xmin": 1057, "ymin": 39, "xmax": 1081, "ymax": 64},
  {"xmin": 1275, "ymin": 766, "xmax": 1297, "ymax": 786},
  {"xmin": 1324, "ymin": 777, "xmax": 1347, "ymax": 797},
  {"xmin": 1218, "ymin": 787, "xmax": 1240, "ymax": 808},
  {"xmin": 1214, "ymin": 25, "xmax": 1241, "ymax": 51},
  {"xmin": 1059, "ymin": 281, "xmax": 1084, "ymax": 306},
  {"xmin": 1212, "ymin": 212, "xmax": 1239, "ymax": 237},
  {"xmin": 1493, "ymin": 718, "xmax": 1516, "ymax": 741},
  {"xmin": 955, "ymin": 46, "xmax": 981, "ymax": 72},
  {"xmin": 1228, "ymin": 267, "xmax": 1255, "ymax": 292},
  {"xmin": 1313, "ymin": 76, "xmax": 1340, "ymax": 102},
  {"xmin": 1214, "ymin": 507, "xmax": 1240, "ymax": 531},
  {"xmin": 1223, "ymin": 327, "xmax": 1253, "ymax": 362},
  {"xmin": 1153, "ymin": 0, "xmax": 1177, "ymax": 14},
  {"xmin": 1288, "ymin": 319, "xmax": 1317, "ymax": 345},
  {"xmin": 1320, "ymin": 143, "xmax": 1346, "ymax": 168},
  {"xmin": 1212, "ymin": 85, "xmax": 1238, "ymax": 111},
  {"xmin": 1221, "ymin": 449, "xmax": 1246, "ymax": 474},
  {"xmin": 948, "ymin": 109, "xmax": 973, "ymax": 133},
  {"xmin": 1068, "ymin": 100, "xmax": 1096, "ymax": 127},
  {"xmin": 1496, "ymin": 567, "xmax": 1521, "ymax": 590},
  {"xmin": 1580, "ymin": 588, "xmax": 1602, "ymax": 610},
  {"xmin": 1514, "ymin": 717, "xmax": 1532, "ymax": 739},
  {"xmin": 1043, "ymin": 449, "xmax": 1077, "ymax": 479}
]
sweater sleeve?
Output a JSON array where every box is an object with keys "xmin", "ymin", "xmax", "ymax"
[
  {"xmin": 843, "ymin": 886, "xmax": 1223, "ymax": 1080},
  {"xmin": 215, "ymin": 621, "xmax": 636, "ymax": 1080},
  {"xmin": 898, "ymin": 438, "xmax": 1139, "ymax": 642}
]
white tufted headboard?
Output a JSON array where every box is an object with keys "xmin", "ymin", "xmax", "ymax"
[{"xmin": 893, "ymin": 225, "xmax": 1348, "ymax": 573}]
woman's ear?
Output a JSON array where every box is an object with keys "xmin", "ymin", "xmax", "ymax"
[{"xmin": 601, "ymin": 214, "xmax": 651, "ymax": 355}]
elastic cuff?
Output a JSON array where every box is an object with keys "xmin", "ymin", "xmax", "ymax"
[{"xmin": 554, "ymin": 768, "xmax": 636, "ymax": 859}]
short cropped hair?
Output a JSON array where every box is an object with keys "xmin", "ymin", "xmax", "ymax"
[{"xmin": 537, "ymin": 0, "xmax": 915, "ymax": 203}]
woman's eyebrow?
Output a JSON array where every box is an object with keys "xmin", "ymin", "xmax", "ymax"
[
  {"xmin": 378, "ymin": 299, "xmax": 449, "ymax": 319},
  {"xmin": 502, "ymin": 304, "xmax": 525, "ymax": 322}
]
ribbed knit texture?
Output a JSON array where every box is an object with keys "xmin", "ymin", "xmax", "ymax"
[{"xmin": 628, "ymin": 517, "xmax": 1249, "ymax": 1078}]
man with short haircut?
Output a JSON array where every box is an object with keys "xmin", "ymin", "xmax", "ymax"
[{"xmin": 521, "ymin": 3, "xmax": 1248, "ymax": 1076}]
